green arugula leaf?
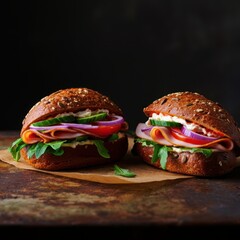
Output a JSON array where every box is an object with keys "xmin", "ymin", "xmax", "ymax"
[
  {"xmin": 107, "ymin": 133, "xmax": 119, "ymax": 142},
  {"xmin": 114, "ymin": 164, "xmax": 136, "ymax": 178},
  {"xmin": 35, "ymin": 142, "xmax": 46, "ymax": 159},
  {"xmin": 190, "ymin": 148, "xmax": 212, "ymax": 157},
  {"xmin": 50, "ymin": 148, "xmax": 64, "ymax": 156},
  {"xmin": 47, "ymin": 140, "xmax": 66, "ymax": 150},
  {"xmin": 27, "ymin": 144, "xmax": 37, "ymax": 159},
  {"xmin": 93, "ymin": 140, "xmax": 110, "ymax": 158},
  {"xmin": 135, "ymin": 138, "xmax": 155, "ymax": 147},
  {"xmin": 8, "ymin": 138, "xmax": 27, "ymax": 161},
  {"xmin": 158, "ymin": 146, "xmax": 168, "ymax": 170},
  {"xmin": 152, "ymin": 144, "xmax": 160, "ymax": 163},
  {"xmin": 151, "ymin": 145, "xmax": 169, "ymax": 169}
]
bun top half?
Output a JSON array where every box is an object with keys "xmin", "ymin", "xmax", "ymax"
[
  {"xmin": 144, "ymin": 91, "xmax": 240, "ymax": 147},
  {"xmin": 21, "ymin": 88, "xmax": 124, "ymax": 134}
]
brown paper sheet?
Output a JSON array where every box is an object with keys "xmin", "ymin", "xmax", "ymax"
[{"xmin": 0, "ymin": 146, "xmax": 193, "ymax": 184}]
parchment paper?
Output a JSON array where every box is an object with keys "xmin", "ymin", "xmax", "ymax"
[{"xmin": 1, "ymin": 136, "xmax": 240, "ymax": 184}]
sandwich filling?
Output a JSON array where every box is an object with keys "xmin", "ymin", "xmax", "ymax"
[
  {"xmin": 9, "ymin": 109, "xmax": 128, "ymax": 161},
  {"xmin": 135, "ymin": 113, "xmax": 234, "ymax": 169}
]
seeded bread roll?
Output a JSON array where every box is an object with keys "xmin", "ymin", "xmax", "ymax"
[
  {"xmin": 134, "ymin": 91, "xmax": 240, "ymax": 177},
  {"xmin": 21, "ymin": 88, "xmax": 123, "ymax": 135},
  {"xmin": 10, "ymin": 87, "xmax": 129, "ymax": 171},
  {"xmin": 144, "ymin": 91, "xmax": 240, "ymax": 147}
]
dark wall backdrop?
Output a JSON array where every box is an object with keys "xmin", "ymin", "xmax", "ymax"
[{"xmin": 3, "ymin": 0, "xmax": 240, "ymax": 131}]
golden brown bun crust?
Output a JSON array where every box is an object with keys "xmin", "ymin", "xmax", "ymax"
[
  {"xmin": 133, "ymin": 142, "xmax": 237, "ymax": 177},
  {"xmin": 21, "ymin": 88, "xmax": 124, "ymax": 135},
  {"xmin": 20, "ymin": 135, "xmax": 128, "ymax": 171},
  {"xmin": 144, "ymin": 91, "xmax": 240, "ymax": 147}
]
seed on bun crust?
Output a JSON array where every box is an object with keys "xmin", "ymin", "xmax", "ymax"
[
  {"xmin": 134, "ymin": 91, "xmax": 240, "ymax": 177},
  {"xmin": 9, "ymin": 88, "xmax": 129, "ymax": 171}
]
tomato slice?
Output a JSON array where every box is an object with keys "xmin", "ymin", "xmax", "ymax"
[
  {"xmin": 86, "ymin": 124, "xmax": 122, "ymax": 138},
  {"xmin": 171, "ymin": 128, "xmax": 212, "ymax": 145}
]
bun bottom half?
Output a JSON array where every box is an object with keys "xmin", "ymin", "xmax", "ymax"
[
  {"xmin": 133, "ymin": 142, "xmax": 237, "ymax": 177},
  {"xmin": 20, "ymin": 135, "xmax": 128, "ymax": 171}
]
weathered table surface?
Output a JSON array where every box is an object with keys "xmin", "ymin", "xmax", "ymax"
[{"xmin": 0, "ymin": 131, "xmax": 239, "ymax": 239}]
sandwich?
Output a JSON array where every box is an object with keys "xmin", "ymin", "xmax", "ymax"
[
  {"xmin": 8, "ymin": 87, "xmax": 129, "ymax": 170},
  {"xmin": 133, "ymin": 91, "xmax": 240, "ymax": 177}
]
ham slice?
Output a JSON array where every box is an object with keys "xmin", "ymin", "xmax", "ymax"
[
  {"xmin": 135, "ymin": 123, "xmax": 234, "ymax": 151},
  {"xmin": 22, "ymin": 128, "xmax": 87, "ymax": 144}
]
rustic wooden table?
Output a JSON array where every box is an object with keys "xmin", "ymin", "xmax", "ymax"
[{"xmin": 0, "ymin": 131, "xmax": 239, "ymax": 239}]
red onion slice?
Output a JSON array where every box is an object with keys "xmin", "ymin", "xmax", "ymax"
[
  {"xmin": 135, "ymin": 123, "xmax": 152, "ymax": 140},
  {"xmin": 141, "ymin": 126, "xmax": 153, "ymax": 136},
  {"xmin": 29, "ymin": 124, "xmax": 69, "ymax": 131},
  {"xmin": 96, "ymin": 115, "xmax": 124, "ymax": 126},
  {"xmin": 181, "ymin": 125, "xmax": 219, "ymax": 142}
]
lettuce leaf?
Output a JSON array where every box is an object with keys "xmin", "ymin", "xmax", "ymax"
[
  {"xmin": 93, "ymin": 140, "xmax": 110, "ymax": 158},
  {"xmin": 8, "ymin": 136, "xmax": 113, "ymax": 161},
  {"xmin": 114, "ymin": 164, "xmax": 136, "ymax": 178},
  {"xmin": 8, "ymin": 138, "xmax": 27, "ymax": 161}
]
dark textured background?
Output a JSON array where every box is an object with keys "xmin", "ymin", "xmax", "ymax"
[{"xmin": 3, "ymin": 0, "xmax": 240, "ymax": 131}]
